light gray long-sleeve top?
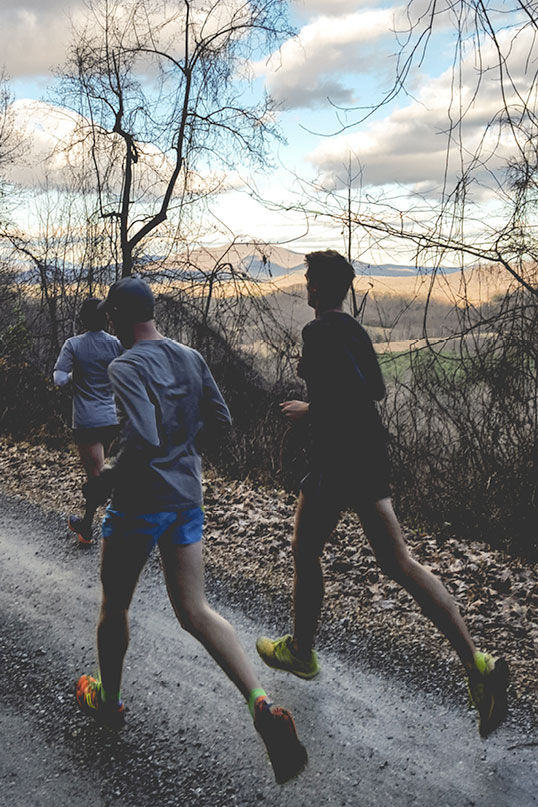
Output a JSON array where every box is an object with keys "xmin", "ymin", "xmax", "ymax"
[
  {"xmin": 54, "ymin": 330, "xmax": 123, "ymax": 428},
  {"xmin": 107, "ymin": 338, "xmax": 232, "ymax": 513}
]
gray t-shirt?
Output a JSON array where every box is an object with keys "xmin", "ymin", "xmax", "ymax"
[
  {"xmin": 107, "ymin": 338, "xmax": 232, "ymax": 513},
  {"xmin": 54, "ymin": 330, "xmax": 123, "ymax": 429}
]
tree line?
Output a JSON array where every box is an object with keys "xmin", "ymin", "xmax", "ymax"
[{"xmin": 0, "ymin": 0, "xmax": 536, "ymax": 556}]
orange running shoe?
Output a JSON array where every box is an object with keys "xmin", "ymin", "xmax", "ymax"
[
  {"xmin": 68, "ymin": 515, "xmax": 93, "ymax": 545},
  {"xmin": 75, "ymin": 674, "xmax": 125, "ymax": 729},
  {"xmin": 254, "ymin": 696, "xmax": 307, "ymax": 784}
]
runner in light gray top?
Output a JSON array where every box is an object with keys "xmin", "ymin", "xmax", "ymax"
[
  {"xmin": 53, "ymin": 298, "xmax": 123, "ymax": 544},
  {"xmin": 54, "ymin": 329, "xmax": 122, "ymax": 428},
  {"xmin": 106, "ymin": 337, "xmax": 231, "ymax": 513}
]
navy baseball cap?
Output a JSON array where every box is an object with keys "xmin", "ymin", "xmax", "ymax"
[{"xmin": 98, "ymin": 277, "xmax": 155, "ymax": 323}]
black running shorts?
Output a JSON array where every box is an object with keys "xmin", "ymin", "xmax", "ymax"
[
  {"xmin": 300, "ymin": 440, "xmax": 391, "ymax": 510},
  {"xmin": 73, "ymin": 424, "xmax": 119, "ymax": 450}
]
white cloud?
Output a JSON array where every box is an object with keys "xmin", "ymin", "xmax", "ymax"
[
  {"xmin": 293, "ymin": 0, "xmax": 383, "ymax": 15},
  {"xmin": 255, "ymin": 1, "xmax": 464, "ymax": 110},
  {"xmin": 0, "ymin": 2, "xmax": 88, "ymax": 78},
  {"xmin": 253, "ymin": 8, "xmax": 398, "ymax": 109},
  {"xmin": 6, "ymin": 98, "xmax": 243, "ymax": 201},
  {"xmin": 0, "ymin": 0, "xmax": 255, "ymax": 81},
  {"xmin": 6, "ymin": 99, "xmax": 79, "ymax": 187},
  {"xmin": 306, "ymin": 25, "xmax": 538, "ymax": 194}
]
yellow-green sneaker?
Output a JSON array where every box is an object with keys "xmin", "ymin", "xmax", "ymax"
[
  {"xmin": 467, "ymin": 651, "xmax": 509, "ymax": 738},
  {"xmin": 256, "ymin": 634, "xmax": 320, "ymax": 680}
]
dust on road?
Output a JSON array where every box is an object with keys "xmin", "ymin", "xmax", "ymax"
[{"xmin": 0, "ymin": 494, "xmax": 536, "ymax": 807}]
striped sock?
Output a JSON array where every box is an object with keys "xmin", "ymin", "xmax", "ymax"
[
  {"xmin": 100, "ymin": 686, "xmax": 121, "ymax": 706},
  {"xmin": 248, "ymin": 688, "xmax": 269, "ymax": 718}
]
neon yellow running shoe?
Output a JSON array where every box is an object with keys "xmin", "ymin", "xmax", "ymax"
[
  {"xmin": 256, "ymin": 634, "xmax": 320, "ymax": 680},
  {"xmin": 467, "ymin": 652, "xmax": 509, "ymax": 738}
]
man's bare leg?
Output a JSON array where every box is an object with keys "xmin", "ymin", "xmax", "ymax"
[
  {"xmin": 76, "ymin": 442, "xmax": 106, "ymax": 536},
  {"xmin": 159, "ymin": 538, "xmax": 260, "ymax": 699},
  {"xmin": 78, "ymin": 442, "xmax": 105, "ymax": 478},
  {"xmin": 359, "ymin": 498, "xmax": 510, "ymax": 736},
  {"xmin": 256, "ymin": 491, "xmax": 339, "ymax": 675},
  {"xmin": 291, "ymin": 492, "xmax": 340, "ymax": 658},
  {"xmin": 358, "ymin": 497, "xmax": 477, "ymax": 673},
  {"xmin": 159, "ymin": 538, "xmax": 307, "ymax": 782},
  {"xmin": 97, "ymin": 536, "xmax": 150, "ymax": 700}
]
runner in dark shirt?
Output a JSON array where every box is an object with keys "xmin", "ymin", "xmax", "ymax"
[
  {"xmin": 74, "ymin": 277, "xmax": 307, "ymax": 784},
  {"xmin": 256, "ymin": 250, "xmax": 508, "ymax": 739},
  {"xmin": 298, "ymin": 310, "xmax": 390, "ymax": 505}
]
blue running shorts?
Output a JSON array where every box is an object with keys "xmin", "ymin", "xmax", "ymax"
[{"xmin": 102, "ymin": 506, "xmax": 204, "ymax": 553}]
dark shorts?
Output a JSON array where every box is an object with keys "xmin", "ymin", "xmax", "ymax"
[
  {"xmin": 73, "ymin": 424, "xmax": 119, "ymax": 450},
  {"xmin": 102, "ymin": 506, "xmax": 204, "ymax": 555},
  {"xmin": 300, "ymin": 441, "xmax": 391, "ymax": 511}
]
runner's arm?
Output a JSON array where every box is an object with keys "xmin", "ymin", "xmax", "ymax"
[
  {"xmin": 53, "ymin": 370, "xmax": 71, "ymax": 386},
  {"xmin": 53, "ymin": 340, "xmax": 74, "ymax": 385},
  {"xmin": 355, "ymin": 326, "xmax": 385, "ymax": 401}
]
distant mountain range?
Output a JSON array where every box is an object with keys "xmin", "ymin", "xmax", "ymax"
[
  {"xmin": 12, "ymin": 241, "xmax": 463, "ymax": 285},
  {"xmin": 157, "ymin": 243, "xmax": 462, "ymax": 279},
  {"xmin": 356, "ymin": 262, "xmax": 460, "ymax": 277}
]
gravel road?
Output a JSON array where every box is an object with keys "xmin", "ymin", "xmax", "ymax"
[{"xmin": 1, "ymin": 493, "xmax": 536, "ymax": 807}]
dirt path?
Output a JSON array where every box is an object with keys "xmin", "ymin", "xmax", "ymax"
[
  {"xmin": 2, "ymin": 437, "xmax": 536, "ymax": 711},
  {"xmin": 1, "ymin": 493, "xmax": 536, "ymax": 807}
]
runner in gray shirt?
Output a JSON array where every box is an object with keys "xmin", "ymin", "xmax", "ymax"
[
  {"xmin": 104, "ymin": 337, "xmax": 230, "ymax": 513},
  {"xmin": 54, "ymin": 298, "xmax": 122, "ymax": 544},
  {"xmin": 75, "ymin": 277, "xmax": 307, "ymax": 785}
]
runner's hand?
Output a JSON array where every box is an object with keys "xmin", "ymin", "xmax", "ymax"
[{"xmin": 280, "ymin": 400, "xmax": 309, "ymax": 422}]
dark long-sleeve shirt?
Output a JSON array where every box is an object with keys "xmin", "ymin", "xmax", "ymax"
[
  {"xmin": 107, "ymin": 338, "xmax": 231, "ymax": 513},
  {"xmin": 298, "ymin": 312, "xmax": 386, "ymax": 469}
]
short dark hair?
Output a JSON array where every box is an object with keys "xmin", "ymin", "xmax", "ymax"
[
  {"xmin": 79, "ymin": 297, "xmax": 107, "ymax": 331},
  {"xmin": 305, "ymin": 250, "xmax": 355, "ymax": 307}
]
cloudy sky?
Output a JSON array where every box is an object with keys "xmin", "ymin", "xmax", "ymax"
[{"xmin": 1, "ymin": 0, "xmax": 535, "ymax": 262}]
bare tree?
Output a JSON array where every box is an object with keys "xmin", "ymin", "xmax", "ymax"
[
  {"xmin": 6, "ymin": 180, "xmax": 115, "ymax": 359},
  {"xmin": 0, "ymin": 69, "xmax": 19, "ymax": 230},
  {"xmin": 304, "ymin": 1, "xmax": 538, "ymax": 296},
  {"xmin": 57, "ymin": 0, "xmax": 291, "ymax": 276}
]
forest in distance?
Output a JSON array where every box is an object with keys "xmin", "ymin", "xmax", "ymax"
[
  {"xmin": 0, "ymin": 237, "xmax": 535, "ymax": 559},
  {"xmin": 0, "ymin": 0, "xmax": 536, "ymax": 559}
]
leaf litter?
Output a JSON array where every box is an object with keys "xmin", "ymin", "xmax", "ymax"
[{"xmin": 0, "ymin": 436, "xmax": 536, "ymax": 720}]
